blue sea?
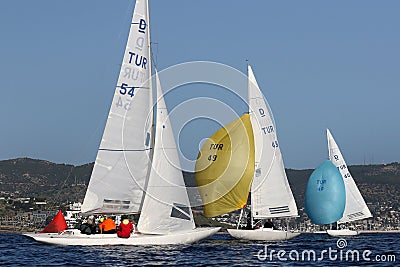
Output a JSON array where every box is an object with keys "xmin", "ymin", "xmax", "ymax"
[{"xmin": 0, "ymin": 233, "xmax": 398, "ymax": 266}]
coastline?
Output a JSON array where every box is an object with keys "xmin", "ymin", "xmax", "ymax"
[
  {"xmin": 359, "ymin": 230, "xmax": 400, "ymax": 233},
  {"xmin": 2, "ymin": 228, "xmax": 400, "ymax": 235},
  {"xmin": 300, "ymin": 230, "xmax": 400, "ymax": 234}
]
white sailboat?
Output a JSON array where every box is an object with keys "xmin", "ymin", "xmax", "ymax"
[
  {"xmin": 326, "ymin": 129, "xmax": 372, "ymax": 237},
  {"xmin": 24, "ymin": 0, "xmax": 219, "ymax": 245},
  {"xmin": 228, "ymin": 65, "xmax": 299, "ymax": 241},
  {"xmin": 195, "ymin": 65, "xmax": 299, "ymax": 241}
]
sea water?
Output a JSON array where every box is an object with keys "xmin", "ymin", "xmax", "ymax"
[{"xmin": 0, "ymin": 233, "xmax": 398, "ymax": 266}]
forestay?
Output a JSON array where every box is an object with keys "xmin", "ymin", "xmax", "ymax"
[
  {"xmin": 82, "ymin": 0, "xmax": 153, "ymax": 214},
  {"xmin": 137, "ymin": 71, "xmax": 195, "ymax": 234},
  {"xmin": 248, "ymin": 65, "xmax": 298, "ymax": 219},
  {"xmin": 327, "ymin": 129, "xmax": 372, "ymax": 223}
]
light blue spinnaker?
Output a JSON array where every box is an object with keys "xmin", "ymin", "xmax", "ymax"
[{"xmin": 305, "ymin": 160, "xmax": 346, "ymax": 225}]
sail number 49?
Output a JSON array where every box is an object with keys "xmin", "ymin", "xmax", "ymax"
[
  {"xmin": 206, "ymin": 143, "xmax": 222, "ymax": 161},
  {"xmin": 208, "ymin": 155, "xmax": 217, "ymax": 161}
]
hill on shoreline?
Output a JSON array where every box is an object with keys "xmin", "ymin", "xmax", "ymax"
[{"xmin": 0, "ymin": 158, "xmax": 399, "ymax": 209}]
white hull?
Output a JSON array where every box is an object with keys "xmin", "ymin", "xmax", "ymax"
[
  {"xmin": 227, "ymin": 228, "xmax": 300, "ymax": 241},
  {"xmin": 312, "ymin": 231, "xmax": 327, "ymax": 234},
  {"xmin": 23, "ymin": 227, "xmax": 220, "ymax": 246},
  {"xmin": 327, "ymin": 229, "xmax": 358, "ymax": 236}
]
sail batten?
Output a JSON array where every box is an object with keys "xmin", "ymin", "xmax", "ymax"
[
  {"xmin": 327, "ymin": 129, "xmax": 372, "ymax": 223},
  {"xmin": 81, "ymin": 0, "xmax": 152, "ymax": 215}
]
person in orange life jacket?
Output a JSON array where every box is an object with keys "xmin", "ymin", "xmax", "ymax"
[
  {"xmin": 117, "ymin": 215, "xmax": 135, "ymax": 238},
  {"xmin": 99, "ymin": 216, "xmax": 117, "ymax": 234}
]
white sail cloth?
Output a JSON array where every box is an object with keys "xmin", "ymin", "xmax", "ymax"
[
  {"xmin": 137, "ymin": 71, "xmax": 195, "ymax": 234},
  {"xmin": 248, "ymin": 65, "xmax": 298, "ymax": 219},
  {"xmin": 82, "ymin": 0, "xmax": 153, "ymax": 214},
  {"xmin": 327, "ymin": 129, "xmax": 372, "ymax": 223}
]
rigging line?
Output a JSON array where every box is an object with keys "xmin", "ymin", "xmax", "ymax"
[
  {"xmin": 48, "ymin": 100, "xmax": 108, "ymax": 209},
  {"xmin": 116, "ymin": 85, "xmax": 150, "ymax": 90},
  {"xmin": 99, "ymin": 148, "xmax": 152, "ymax": 152},
  {"xmin": 237, "ymin": 208, "xmax": 244, "ymax": 229},
  {"xmin": 151, "ymin": 42, "xmax": 159, "ymax": 69},
  {"xmin": 111, "ymin": 1, "xmax": 137, "ymax": 78},
  {"xmin": 120, "ymin": 1, "xmax": 136, "ymax": 40},
  {"xmin": 46, "ymin": 118, "xmax": 105, "ymax": 209},
  {"xmin": 48, "ymin": 164, "xmax": 79, "ymax": 212}
]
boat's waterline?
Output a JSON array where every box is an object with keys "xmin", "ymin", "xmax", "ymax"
[
  {"xmin": 326, "ymin": 229, "xmax": 359, "ymax": 237},
  {"xmin": 23, "ymin": 227, "xmax": 220, "ymax": 246},
  {"xmin": 227, "ymin": 228, "xmax": 300, "ymax": 241}
]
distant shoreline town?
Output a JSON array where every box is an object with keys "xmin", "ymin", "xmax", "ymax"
[{"xmin": 1, "ymin": 158, "xmax": 399, "ymax": 232}]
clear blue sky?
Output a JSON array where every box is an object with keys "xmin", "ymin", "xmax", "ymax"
[{"xmin": 1, "ymin": 1, "xmax": 399, "ymax": 169}]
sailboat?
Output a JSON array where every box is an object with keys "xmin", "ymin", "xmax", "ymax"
[
  {"xmin": 325, "ymin": 129, "xmax": 372, "ymax": 236},
  {"xmin": 195, "ymin": 65, "xmax": 300, "ymax": 241},
  {"xmin": 23, "ymin": 0, "xmax": 219, "ymax": 245}
]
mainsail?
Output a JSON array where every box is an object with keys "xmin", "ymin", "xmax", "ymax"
[
  {"xmin": 82, "ymin": 0, "xmax": 153, "ymax": 214},
  {"xmin": 195, "ymin": 114, "xmax": 255, "ymax": 218},
  {"xmin": 137, "ymin": 71, "xmax": 195, "ymax": 234},
  {"xmin": 248, "ymin": 65, "xmax": 298, "ymax": 219},
  {"xmin": 327, "ymin": 129, "xmax": 372, "ymax": 223}
]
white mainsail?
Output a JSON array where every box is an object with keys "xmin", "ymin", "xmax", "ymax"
[
  {"xmin": 82, "ymin": 0, "xmax": 153, "ymax": 214},
  {"xmin": 137, "ymin": 71, "xmax": 195, "ymax": 234},
  {"xmin": 248, "ymin": 65, "xmax": 298, "ymax": 219},
  {"xmin": 327, "ymin": 129, "xmax": 372, "ymax": 223},
  {"xmin": 23, "ymin": 0, "xmax": 222, "ymax": 245}
]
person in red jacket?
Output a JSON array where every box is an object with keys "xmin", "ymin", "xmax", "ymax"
[{"xmin": 117, "ymin": 216, "xmax": 135, "ymax": 238}]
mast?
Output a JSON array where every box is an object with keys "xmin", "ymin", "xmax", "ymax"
[{"xmin": 139, "ymin": 0, "xmax": 154, "ymax": 212}]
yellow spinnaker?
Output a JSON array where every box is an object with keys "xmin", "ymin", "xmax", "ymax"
[{"xmin": 195, "ymin": 114, "xmax": 255, "ymax": 217}]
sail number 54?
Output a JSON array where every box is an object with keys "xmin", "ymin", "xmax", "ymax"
[
  {"xmin": 116, "ymin": 97, "xmax": 130, "ymax": 110},
  {"xmin": 119, "ymin": 83, "xmax": 135, "ymax": 97}
]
